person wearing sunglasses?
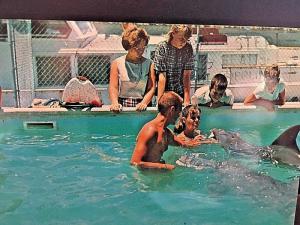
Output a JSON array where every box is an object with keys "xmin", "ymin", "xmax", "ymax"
[
  {"xmin": 191, "ymin": 73, "xmax": 234, "ymax": 108},
  {"xmin": 244, "ymin": 64, "xmax": 285, "ymax": 110},
  {"xmin": 174, "ymin": 104, "xmax": 217, "ymax": 143},
  {"xmin": 109, "ymin": 24, "xmax": 155, "ymax": 112}
]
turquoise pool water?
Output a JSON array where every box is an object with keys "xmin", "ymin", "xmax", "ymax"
[{"xmin": 0, "ymin": 109, "xmax": 299, "ymax": 225}]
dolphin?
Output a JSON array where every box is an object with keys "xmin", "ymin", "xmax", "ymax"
[
  {"xmin": 176, "ymin": 154, "xmax": 297, "ymax": 209},
  {"xmin": 210, "ymin": 125, "xmax": 300, "ymax": 168}
]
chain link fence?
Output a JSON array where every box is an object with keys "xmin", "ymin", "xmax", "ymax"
[{"xmin": 1, "ymin": 20, "xmax": 300, "ymax": 107}]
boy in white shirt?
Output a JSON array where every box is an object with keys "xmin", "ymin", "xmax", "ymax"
[{"xmin": 191, "ymin": 74, "xmax": 234, "ymax": 108}]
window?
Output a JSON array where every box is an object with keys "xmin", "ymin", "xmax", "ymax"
[
  {"xmin": 31, "ymin": 20, "xmax": 71, "ymax": 38},
  {"xmin": 222, "ymin": 54, "xmax": 257, "ymax": 66},
  {"xmin": 35, "ymin": 56, "xmax": 71, "ymax": 87},
  {"xmin": 77, "ymin": 55, "xmax": 111, "ymax": 85}
]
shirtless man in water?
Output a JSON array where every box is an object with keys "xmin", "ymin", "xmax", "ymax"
[{"xmin": 130, "ymin": 91, "xmax": 201, "ymax": 170}]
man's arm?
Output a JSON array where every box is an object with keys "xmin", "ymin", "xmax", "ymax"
[
  {"xmin": 183, "ymin": 70, "xmax": 192, "ymax": 106},
  {"xmin": 130, "ymin": 126, "xmax": 174, "ymax": 170}
]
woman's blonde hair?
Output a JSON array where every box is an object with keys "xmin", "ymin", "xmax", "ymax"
[{"xmin": 167, "ymin": 24, "xmax": 192, "ymax": 43}]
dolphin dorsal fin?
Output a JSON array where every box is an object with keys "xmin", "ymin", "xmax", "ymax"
[{"xmin": 272, "ymin": 125, "xmax": 300, "ymax": 150}]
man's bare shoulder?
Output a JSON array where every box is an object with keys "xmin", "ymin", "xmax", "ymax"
[{"xmin": 138, "ymin": 120, "xmax": 159, "ymax": 136}]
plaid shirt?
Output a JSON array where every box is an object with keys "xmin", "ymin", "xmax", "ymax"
[
  {"xmin": 153, "ymin": 41, "xmax": 194, "ymax": 96},
  {"xmin": 118, "ymin": 97, "xmax": 142, "ymax": 107}
]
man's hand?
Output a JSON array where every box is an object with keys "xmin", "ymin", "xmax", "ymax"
[{"xmin": 160, "ymin": 163, "xmax": 175, "ymax": 170}]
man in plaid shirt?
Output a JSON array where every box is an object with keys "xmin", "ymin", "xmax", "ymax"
[{"xmin": 153, "ymin": 25, "xmax": 194, "ymax": 106}]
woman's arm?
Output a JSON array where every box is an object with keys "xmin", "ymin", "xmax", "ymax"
[
  {"xmin": 109, "ymin": 60, "xmax": 121, "ymax": 112},
  {"xmin": 243, "ymin": 93, "xmax": 257, "ymax": 104},
  {"xmin": 136, "ymin": 63, "xmax": 156, "ymax": 111},
  {"xmin": 157, "ymin": 72, "xmax": 166, "ymax": 103},
  {"xmin": 183, "ymin": 70, "xmax": 192, "ymax": 106}
]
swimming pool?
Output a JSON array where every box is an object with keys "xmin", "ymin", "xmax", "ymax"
[{"xmin": 0, "ymin": 108, "xmax": 299, "ymax": 225}]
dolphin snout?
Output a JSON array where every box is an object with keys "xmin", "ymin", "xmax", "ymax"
[{"xmin": 208, "ymin": 129, "xmax": 217, "ymax": 139}]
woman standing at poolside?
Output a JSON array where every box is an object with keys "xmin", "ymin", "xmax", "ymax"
[
  {"xmin": 109, "ymin": 24, "xmax": 155, "ymax": 112},
  {"xmin": 153, "ymin": 25, "xmax": 194, "ymax": 107}
]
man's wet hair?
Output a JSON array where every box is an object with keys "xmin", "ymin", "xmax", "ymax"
[
  {"xmin": 158, "ymin": 91, "xmax": 183, "ymax": 115},
  {"xmin": 210, "ymin": 73, "xmax": 228, "ymax": 91}
]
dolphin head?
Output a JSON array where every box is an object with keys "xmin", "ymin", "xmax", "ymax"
[{"xmin": 210, "ymin": 129, "xmax": 242, "ymax": 149}]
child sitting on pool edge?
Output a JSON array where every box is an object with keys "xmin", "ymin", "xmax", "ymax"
[
  {"xmin": 174, "ymin": 104, "xmax": 217, "ymax": 144},
  {"xmin": 191, "ymin": 74, "xmax": 234, "ymax": 108}
]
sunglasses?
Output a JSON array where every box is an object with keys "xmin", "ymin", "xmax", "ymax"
[
  {"xmin": 190, "ymin": 115, "xmax": 200, "ymax": 121},
  {"xmin": 189, "ymin": 111, "xmax": 200, "ymax": 121}
]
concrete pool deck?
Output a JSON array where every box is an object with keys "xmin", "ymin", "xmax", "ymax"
[{"xmin": 0, "ymin": 102, "xmax": 299, "ymax": 113}]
